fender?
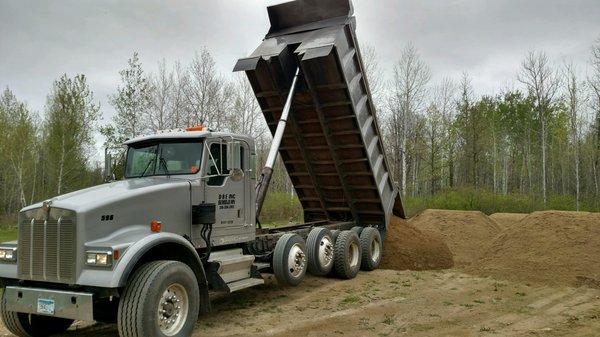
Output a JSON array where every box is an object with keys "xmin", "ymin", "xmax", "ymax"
[{"xmin": 111, "ymin": 232, "xmax": 207, "ymax": 289}]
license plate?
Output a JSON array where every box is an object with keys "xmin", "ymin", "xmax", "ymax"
[{"xmin": 37, "ymin": 299, "xmax": 55, "ymax": 315}]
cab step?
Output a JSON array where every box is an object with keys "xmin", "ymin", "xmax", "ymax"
[
  {"xmin": 227, "ymin": 278, "xmax": 264, "ymax": 293},
  {"xmin": 208, "ymin": 249, "xmax": 265, "ymax": 293},
  {"xmin": 208, "ymin": 249, "xmax": 255, "ymax": 284}
]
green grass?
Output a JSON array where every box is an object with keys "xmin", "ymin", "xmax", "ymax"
[
  {"xmin": 260, "ymin": 191, "xmax": 303, "ymax": 227},
  {"xmin": 404, "ymin": 187, "xmax": 600, "ymax": 217},
  {"xmin": 0, "ymin": 228, "xmax": 17, "ymax": 243}
]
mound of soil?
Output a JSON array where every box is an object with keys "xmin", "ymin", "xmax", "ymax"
[
  {"xmin": 489, "ymin": 213, "xmax": 528, "ymax": 229},
  {"xmin": 472, "ymin": 211, "xmax": 600, "ymax": 287},
  {"xmin": 409, "ymin": 209, "xmax": 501, "ymax": 267},
  {"xmin": 381, "ymin": 216, "xmax": 454, "ymax": 271}
]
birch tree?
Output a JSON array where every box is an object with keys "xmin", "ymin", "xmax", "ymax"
[
  {"xmin": 45, "ymin": 74, "xmax": 100, "ymax": 195},
  {"xmin": 184, "ymin": 48, "xmax": 234, "ymax": 130},
  {"xmin": 146, "ymin": 59, "xmax": 174, "ymax": 131},
  {"xmin": 518, "ymin": 51, "xmax": 560, "ymax": 204},
  {"xmin": 564, "ymin": 62, "xmax": 586, "ymax": 210},
  {"xmin": 229, "ymin": 74, "xmax": 266, "ymax": 139},
  {"xmin": 589, "ymin": 38, "xmax": 600, "ymax": 201},
  {"xmin": 103, "ymin": 52, "xmax": 152, "ymax": 147},
  {"xmin": 390, "ymin": 44, "xmax": 431, "ymax": 196}
]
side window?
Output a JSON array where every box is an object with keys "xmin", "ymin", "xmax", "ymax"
[{"xmin": 207, "ymin": 143, "xmax": 229, "ymax": 186}]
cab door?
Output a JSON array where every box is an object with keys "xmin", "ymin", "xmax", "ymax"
[{"xmin": 199, "ymin": 139, "xmax": 254, "ymax": 247}]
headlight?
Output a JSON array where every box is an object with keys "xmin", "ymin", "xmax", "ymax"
[
  {"xmin": 86, "ymin": 251, "xmax": 113, "ymax": 267},
  {"xmin": 0, "ymin": 247, "xmax": 17, "ymax": 262}
]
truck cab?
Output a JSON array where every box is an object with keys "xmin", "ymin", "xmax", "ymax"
[{"xmin": 0, "ymin": 129, "xmax": 266, "ymax": 337}]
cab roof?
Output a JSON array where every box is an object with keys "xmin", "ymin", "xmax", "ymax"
[{"xmin": 124, "ymin": 130, "xmax": 254, "ymax": 147}]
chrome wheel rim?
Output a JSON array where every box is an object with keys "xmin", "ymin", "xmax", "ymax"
[
  {"xmin": 371, "ymin": 236, "xmax": 381, "ymax": 263},
  {"xmin": 348, "ymin": 242, "xmax": 360, "ymax": 268},
  {"xmin": 157, "ymin": 283, "xmax": 189, "ymax": 336},
  {"xmin": 318, "ymin": 236, "xmax": 334, "ymax": 268},
  {"xmin": 288, "ymin": 243, "xmax": 306, "ymax": 278}
]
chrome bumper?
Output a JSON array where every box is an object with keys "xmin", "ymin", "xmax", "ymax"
[{"xmin": 3, "ymin": 286, "xmax": 94, "ymax": 321}]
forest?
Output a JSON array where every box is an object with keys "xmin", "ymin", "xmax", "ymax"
[{"xmin": 1, "ymin": 38, "xmax": 600, "ymax": 228}]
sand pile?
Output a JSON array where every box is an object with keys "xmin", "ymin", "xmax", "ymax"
[
  {"xmin": 489, "ymin": 213, "xmax": 528, "ymax": 229},
  {"xmin": 409, "ymin": 209, "xmax": 501, "ymax": 267},
  {"xmin": 472, "ymin": 211, "xmax": 600, "ymax": 287},
  {"xmin": 381, "ymin": 216, "xmax": 454, "ymax": 271}
]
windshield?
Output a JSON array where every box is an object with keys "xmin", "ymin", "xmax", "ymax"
[{"xmin": 125, "ymin": 141, "xmax": 203, "ymax": 178}]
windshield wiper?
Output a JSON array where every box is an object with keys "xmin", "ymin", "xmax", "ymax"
[
  {"xmin": 159, "ymin": 157, "xmax": 171, "ymax": 177},
  {"xmin": 139, "ymin": 157, "xmax": 156, "ymax": 178}
]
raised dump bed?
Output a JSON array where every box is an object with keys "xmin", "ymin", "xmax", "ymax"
[{"xmin": 235, "ymin": 0, "xmax": 405, "ymax": 229}]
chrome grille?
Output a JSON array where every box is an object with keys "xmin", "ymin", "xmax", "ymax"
[{"xmin": 18, "ymin": 213, "xmax": 76, "ymax": 284}]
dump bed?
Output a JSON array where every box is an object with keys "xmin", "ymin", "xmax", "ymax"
[{"xmin": 235, "ymin": 0, "xmax": 405, "ymax": 229}]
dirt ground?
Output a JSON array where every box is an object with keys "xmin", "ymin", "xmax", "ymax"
[
  {"xmin": 408, "ymin": 210, "xmax": 501, "ymax": 267},
  {"xmin": 489, "ymin": 213, "xmax": 529, "ymax": 229},
  {"xmin": 1, "ymin": 210, "xmax": 599, "ymax": 337},
  {"xmin": 472, "ymin": 211, "xmax": 600, "ymax": 288}
]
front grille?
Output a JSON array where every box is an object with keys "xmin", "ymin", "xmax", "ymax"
[{"xmin": 18, "ymin": 214, "xmax": 76, "ymax": 284}]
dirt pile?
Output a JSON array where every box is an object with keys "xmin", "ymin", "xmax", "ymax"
[
  {"xmin": 472, "ymin": 211, "xmax": 600, "ymax": 287},
  {"xmin": 381, "ymin": 216, "xmax": 454, "ymax": 271},
  {"xmin": 409, "ymin": 209, "xmax": 501, "ymax": 267},
  {"xmin": 489, "ymin": 213, "xmax": 528, "ymax": 229}
]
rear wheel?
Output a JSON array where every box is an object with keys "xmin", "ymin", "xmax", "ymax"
[
  {"xmin": 118, "ymin": 261, "xmax": 200, "ymax": 337},
  {"xmin": 360, "ymin": 227, "xmax": 383, "ymax": 271},
  {"xmin": 330, "ymin": 230, "xmax": 341, "ymax": 243},
  {"xmin": 351, "ymin": 226, "xmax": 364, "ymax": 236},
  {"xmin": 333, "ymin": 230, "xmax": 362, "ymax": 279},
  {"xmin": 0, "ymin": 296, "xmax": 73, "ymax": 337},
  {"xmin": 306, "ymin": 228, "xmax": 335, "ymax": 276},
  {"xmin": 273, "ymin": 233, "xmax": 307, "ymax": 286}
]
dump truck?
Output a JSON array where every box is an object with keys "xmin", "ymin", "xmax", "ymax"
[{"xmin": 0, "ymin": 1, "xmax": 404, "ymax": 336}]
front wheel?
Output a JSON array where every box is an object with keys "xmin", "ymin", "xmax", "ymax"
[
  {"xmin": 0, "ymin": 296, "xmax": 73, "ymax": 337},
  {"xmin": 118, "ymin": 261, "xmax": 200, "ymax": 337}
]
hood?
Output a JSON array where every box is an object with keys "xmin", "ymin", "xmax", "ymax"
[{"xmin": 22, "ymin": 177, "xmax": 191, "ymax": 213}]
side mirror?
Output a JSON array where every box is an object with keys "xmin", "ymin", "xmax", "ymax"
[
  {"xmin": 227, "ymin": 141, "xmax": 242, "ymax": 171},
  {"xmin": 104, "ymin": 148, "xmax": 114, "ymax": 182}
]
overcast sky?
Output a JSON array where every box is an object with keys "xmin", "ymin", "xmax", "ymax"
[{"xmin": 1, "ymin": 0, "xmax": 599, "ymax": 130}]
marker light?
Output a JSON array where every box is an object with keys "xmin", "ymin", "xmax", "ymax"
[
  {"xmin": 151, "ymin": 220, "xmax": 162, "ymax": 233},
  {"xmin": 186, "ymin": 125, "xmax": 207, "ymax": 132}
]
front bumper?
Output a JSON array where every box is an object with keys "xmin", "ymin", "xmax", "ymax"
[{"xmin": 3, "ymin": 286, "xmax": 94, "ymax": 321}]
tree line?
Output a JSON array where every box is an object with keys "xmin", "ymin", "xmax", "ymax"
[
  {"xmin": 381, "ymin": 41, "xmax": 600, "ymax": 212},
  {"xmin": 1, "ymin": 38, "xmax": 600, "ymax": 225},
  {"xmin": 0, "ymin": 75, "xmax": 102, "ymax": 223}
]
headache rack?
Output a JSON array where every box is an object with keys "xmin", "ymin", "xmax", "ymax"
[{"xmin": 235, "ymin": 0, "xmax": 405, "ymax": 231}]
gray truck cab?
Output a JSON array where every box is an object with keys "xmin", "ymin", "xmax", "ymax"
[{"xmin": 0, "ymin": 129, "xmax": 265, "ymax": 337}]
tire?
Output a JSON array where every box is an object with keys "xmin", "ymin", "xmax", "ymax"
[
  {"xmin": 360, "ymin": 227, "xmax": 383, "ymax": 271},
  {"xmin": 0, "ymin": 295, "xmax": 73, "ymax": 337},
  {"xmin": 273, "ymin": 233, "xmax": 307, "ymax": 286},
  {"xmin": 351, "ymin": 226, "xmax": 364, "ymax": 236},
  {"xmin": 330, "ymin": 230, "xmax": 341, "ymax": 243},
  {"xmin": 306, "ymin": 228, "xmax": 335, "ymax": 276},
  {"xmin": 118, "ymin": 261, "xmax": 200, "ymax": 337},
  {"xmin": 333, "ymin": 231, "xmax": 362, "ymax": 279}
]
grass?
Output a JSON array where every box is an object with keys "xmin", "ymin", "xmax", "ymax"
[
  {"xmin": 260, "ymin": 191, "xmax": 303, "ymax": 227},
  {"xmin": 340, "ymin": 294, "xmax": 361, "ymax": 305},
  {"xmin": 0, "ymin": 228, "xmax": 17, "ymax": 243},
  {"xmin": 403, "ymin": 187, "xmax": 600, "ymax": 217}
]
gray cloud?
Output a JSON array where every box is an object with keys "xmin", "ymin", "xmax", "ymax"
[{"xmin": 1, "ymin": 0, "xmax": 599, "ymax": 120}]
